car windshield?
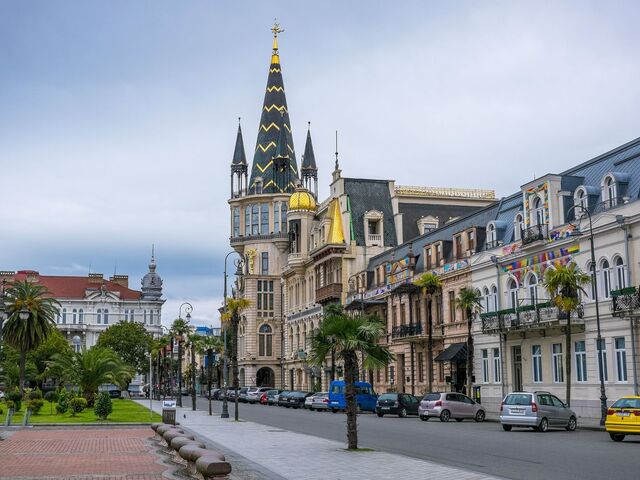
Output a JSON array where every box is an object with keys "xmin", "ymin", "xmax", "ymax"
[
  {"xmin": 422, "ymin": 393, "xmax": 441, "ymax": 401},
  {"xmin": 379, "ymin": 393, "xmax": 398, "ymax": 400},
  {"xmin": 612, "ymin": 398, "xmax": 640, "ymax": 409},
  {"xmin": 268, "ymin": 390, "xmax": 279, "ymax": 395},
  {"xmin": 504, "ymin": 394, "xmax": 532, "ymax": 406},
  {"xmin": 331, "ymin": 385, "xmax": 344, "ymax": 394},
  {"xmin": 356, "ymin": 386, "xmax": 373, "ymax": 395}
]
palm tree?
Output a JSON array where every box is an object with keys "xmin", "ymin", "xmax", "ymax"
[
  {"xmin": 186, "ymin": 332, "xmax": 203, "ymax": 410},
  {"xmin": 151, "ymin": 335, "xmax": 170, "ymax": 399},
  {"xmin": 198, "ymin": 335, "xmax": 223, "ymax": 399},
  {"xmin": 455, "ymin": 287, "xmax": 483, "ymax": 396},
  {"xmin": 50, "ymin": 346, "xmax": 133, "ymax": 404},
  {"xmin": 170, "ymin": 317, "xmax": 192, "ymax": 407},
  {"xmin": 3, "ymin": 281, "xmax": 60, "ymax": 394},
  {"xmin": 223, "ymin": 297, "xmax": 251, "ymax": 421},
  {"xmin": 414, "ymin": 273, "xmax": 442, "ymax": 392},
  {"xmin": 543, "ymin": 263, "xmax": 590, "ymax": 406},
  {"xmin": 309, "ymin": 305, "xmax": 393, "ymax": 450}
]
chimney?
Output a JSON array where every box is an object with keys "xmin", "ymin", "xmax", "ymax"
[
  {"xmin": 88, "ymin": 273, "xmax": 104, "ymax": 284},
  {"xmin": 110, "ymin": 275, "xmax": 129, "ymax": 288}
]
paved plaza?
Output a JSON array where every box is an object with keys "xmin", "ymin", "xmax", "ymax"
[{"xmin": 0, "ymin": 427, "xmax": 167, "ymax": 480}]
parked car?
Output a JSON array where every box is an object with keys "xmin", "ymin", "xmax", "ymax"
[
  {"xmin": 305, "ymin": 392, "xmax": 328, "ymax": 410},
  {"xmin": 328, "ymin": 381, "xmax": 377, "ymax": 413},
  {"xmin": 277, "ymin": 391, "xmax": 294, "ymax": 406},
  {"xmin": 266, "ymin": 389, "xmax": 282, "ymax": 405},
  {"xmin": 311, "ymin": 393, "xmax": 330, "ymax": 411},
  {"xmin": 246, "ymin": 387, "xmax": 272, "ymax": 404},
  {"xmin": 287, "ymin": 391, "xmax": 313, "ymax": 408},
  {"xmin": 238, "ymin": 387, "xmax": 252, "ymax": 403},
  {"xmin": 419, "ymin": 392, "xmax": 486, "ymax": 422},
  {"xmin": 205, "ymin": 388, "xmax": 221, "ymax": 399},
  {"xmin": 500, "ymin": 391, "xmax": 576, "ymax": 432},
  {"xmin": 227, "ymin": 387, "xmax": 247, "ymax": 401},
  {"xmin": 108, "ymin": 390, "xmax": 122, "ymax": 399},
  {"xmin": 376, "ymin": 393, "xmax": 420, "ymax": 418},
  {"xmin": 605, "ymin": 396, "xmax": 640, "ymax": 442}
]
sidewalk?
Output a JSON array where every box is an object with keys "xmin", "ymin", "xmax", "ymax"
[{"xmin": 140, "ymin": 401, "xmax": 504, "ymax": 480}]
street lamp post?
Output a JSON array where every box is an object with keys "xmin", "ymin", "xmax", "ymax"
[
  {"xmin": 570, "ymin": 205, "xmax": 607, "ymax": 426},
  {"xmin": 221, "ymin": 250, "xmax": 245, "ymax": 419},
  {"xmin": 176, "ymin": 302, "xmax": 193, "ymax": 408},
  {"xmin": 0, "ymin": 280, "xmax": 6, "ymax": 377}
]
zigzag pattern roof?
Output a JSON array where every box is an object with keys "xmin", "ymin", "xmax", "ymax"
[{"xmin": 249, "ymin": 36, "xmax": 298, "ymax": 193}]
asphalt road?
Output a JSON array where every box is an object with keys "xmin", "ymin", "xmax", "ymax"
[{"xmin": 189, "ymin": 395, "xmax": 639, "ymax": 480}]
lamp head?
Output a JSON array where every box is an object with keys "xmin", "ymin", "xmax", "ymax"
[{"xmin": 19, "ymin": 308, "xmax": 30, "ymax": 320}]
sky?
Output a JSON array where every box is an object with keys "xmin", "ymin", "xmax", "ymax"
[{"xmin": 1, "ymin": 1, "xmax": 640, "ymax": 327}]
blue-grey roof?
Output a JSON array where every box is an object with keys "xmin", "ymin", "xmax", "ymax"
[{"xmin": 344, "ymin": 178, "xmax": 397, "ymax": 246}]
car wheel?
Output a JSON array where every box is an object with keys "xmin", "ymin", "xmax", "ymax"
[
  {"xmin": 309, "ymin": 407, "xmax": 314, "ymax": 411},
  {"xmin": 475, "ymin": 410, "xmax": 486, "ymax": 422},
  {"xmin": 377, "ymin": 412, "xmax": 384, "ymax": 418},
  {"xmin": 455, "ymin": 418, "xmax": 464, "ymax": 422},
  {"xmin": 537, "ymin": 417, "xmax": 549, "ymax": 432},
  {"xmin": 420, "ymin": 415, "xmax": 429, "ymax": 421},
  {"xmin": 439, "ymin": 409, "xmax": 451, "ymax": 422},
  {"xmin": 566, "ymin": 416, "xmax": 577, "ymax": 431},
  {"xmin": 331, "ymin": 409, "xmax": 337, "ymax": 414},
  {"xmin": 610, "ymin": 433, "xmax": 625, "ymax": 442},
  {"xmin": 399, "ymin": 408, "xmax": 407, "ymax": 418},
  {"xmin": 502, "ymin": 424, "xmax": 512, "ymax": 431}
]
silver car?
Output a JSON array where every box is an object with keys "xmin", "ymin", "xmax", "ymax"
[
  {"xmin": 307, "ymin": 392, "xmax": 328, "ymax": 411},
  {"xmin": 500, "ymin": 391, "xmax": 577, "ymax": 432},
  {"xmin": 419, "ymin": 392, "xmax": 486, "ymax": 422}
]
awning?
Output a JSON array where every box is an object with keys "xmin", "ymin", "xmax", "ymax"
[{"xmin": 434, "ymin": 342, "xmax": 468, "ymax": 363}]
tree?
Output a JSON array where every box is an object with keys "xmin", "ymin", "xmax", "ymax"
[
  {"xmin": 414, "ymin": 273, "xmax": 442, "ymax": 392},
  {"xmin": 3, "ymin": 281, "xmax": 60, "ymax": 394},
  {"xmin": 310, "ymin": 304, "xmax": 393, "ymax": 450},
  {"xmin": 223, "ymin": 297, "xmax": 251, "ymax": 421},
  {"xmin": 151, "ymin": 335, "xmax": 170, "ymax": 399},
  {"xmin": 543, "ymin": 263, "xmax": 590, "ymax": 406},
  {"xmin": 198, "ymin": 335, "xmax": 224, "ymax": 414},
  {"xmin": 455, "ymin": 287, "xmax": 483, "ymax": 395},
  {"xmin": 170, "ymin": 317, "xmax": 193, "ymax": 407},
  {"xmin": 94, "ymin": 391, "xmax": 113, "ymax": 420},
  {"xmin": 50, "ymin": 346, "xmax": 133, "ymax": 404},
  {"xmin": 186, "ymin": 332, "xmax": 203, "ymax": 411},
  {"xmin": 96, "ymin": 320, "xmax": 153, "ymax": 376},
  {"xmin": 29, "ymin": 329, "xmax": 73, "ymax": 387}
]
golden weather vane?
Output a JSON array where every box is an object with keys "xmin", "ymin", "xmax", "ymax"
[{"xmin": 271, "ymin": 19, "xmax": 284, "ymax": 37}]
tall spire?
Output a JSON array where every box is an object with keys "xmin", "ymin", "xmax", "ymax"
[
  {"xmin": 231, "ymin": 118, "xmax": 247, "ymax": 166},
  {"xmin": 249, "ymin": 22, "xmax": 298, "ymax": 194},
  {"xmin": 301, "ymin": 122, "xmax": 318, "ymax": 196}
]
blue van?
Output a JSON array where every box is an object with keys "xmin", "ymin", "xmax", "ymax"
[{"xmin": 328, "ymin": 380, "xmax": 377, "ymax": 413}]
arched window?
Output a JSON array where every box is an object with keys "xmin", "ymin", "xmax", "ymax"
[
  {"xmin": 601, "ymin": 259, "xmax": 612, "ymax": 299},
  {"xmin": 483, "ymin": 287, "xmax": 490, "ymax": 312},
  {"xmin": 574, "ymin": 188, "xmax": 588, "ymax": 211},
  {"xmin": 103, "ymin": 309, "xmax": 109, "ymax": 325},
  {"xmin": 62, "ymin": 308, "xmax": 67, "ymax": 324},
  {"xmin": 259, "ymin": 324, "xmax": 273, "ymax": 357},
  {"xmin": 149, "ymin": 310, "xmax": 154, "ymax": 325},
  {"xmin": 586, "ymin": 262, "xmax": 596, "ymax": 300},
  {"xmin": 129, "ymin": 309, "xmax": 135, "ymax": 321},
  {"xmin": 96, "ymin": 308, "xmax": 102, "ymax": 324},
  {"xmin": 526, "ymin": 273, "xmax": 538, "ymax": 305},
  {"xmin": 514, "ymin": 213, "xmax": 524, "ymax": 241},
  {"xmin": 532, "ymin": 197, "xmax": 544, "ymax": 226},
  {"xmin": 486, "ymin": 223, "xmax": 496, "ymax": 246},
  {"xmin": 78, "ymin": 309, "xmax": 84, "ymax": 324},
  {"xmin": 507, "ymin": 278, "xmax": 519, "ymax": 309},
  {"xmin": 614, "ymin": 256, "xmax": 626, "ymax": 290},
  {"xmin": 491, "ymin": 285, "xmax": 498, "ymax": 312},
  {"xmin": 604, "ymin": 176, "xmax": 617, "ymax": 208},
  {"xmin": 72, "ymin": 308, "xmax": 77, "ymax": 324}
]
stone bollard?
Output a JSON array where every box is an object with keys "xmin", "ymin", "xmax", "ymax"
[
  {"xmin": 162, "ymin": 430, "xmax": 193, "ymax": 453},
  {"xmin": 170, "ymin": 437, "xmax": 205, "ymax": 465},
  {"xmin": 195, "ymin": 455, "xmax": 232, "ymax": 480},
  {"xmin": 179, "ymin": 446, "xmax": 224, "ymax": 476}
]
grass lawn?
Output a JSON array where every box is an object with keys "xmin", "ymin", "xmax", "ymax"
[{"xmin": 7, "ymin": 398, "xmax": 161, "ymax": 424}]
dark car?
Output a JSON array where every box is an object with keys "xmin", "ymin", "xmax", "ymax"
[
  {"xmin": 266, "ymin": 389, "xmax": 283, "ymax": 405},
  {"xmin": 287, "ymin": 391, "xmax": 313, "ymax": 408},
  {"xmin": 277, "ymin": 391, "xmax": 294, "ymax": 407},
  {"xmin": 376, "ymin": 393, "xmax": 420, "ymax": 418},
  {"xmin": 108, "ymin": 390, "xmax": 122, "ymax": 399}
]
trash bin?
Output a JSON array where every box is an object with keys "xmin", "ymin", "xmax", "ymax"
[
  {"xmin": 162, "ymin": 400, "xmax": 177, "ymax": 425},
  {"xmin": 473, "ymin": 386, "xmax": 481, "ymax": 404}
]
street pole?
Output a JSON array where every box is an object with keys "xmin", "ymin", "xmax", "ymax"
[
  {"xmin": 149, "ymin": 352, "xmax": 153, "ymax": 421},
  {"xmin": 191, "ymin": 333, "xmax": 197, "ymax": 411},
  {"xmin": 207, "ymin": 348, "xmax": 213, "ymax": 415},
  {"xmin": 221, "ymin": 250, "xmax": 242, "ymax": 419}
]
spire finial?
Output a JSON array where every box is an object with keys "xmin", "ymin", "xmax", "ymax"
[
  {"xmin": 238, "ymin": 116, "xmax": 241, "ymax": 126},
  {"xmin": 271, "ymin": 19, "xmax": 284, "ymax": 63},
  {"xmin": 334, "ymin": 130, "xmax": 339, "ymax": 170},
  {"xmin": 307, "ymin": 121, "xmax": 311, "ymax": 131}
]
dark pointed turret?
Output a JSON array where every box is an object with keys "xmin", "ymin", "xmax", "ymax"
[
  {"xmin": 230, "ymin": 119, "xmax": 248, "ymax": 198},
  {"xmin": 248, "ymin": 22, "xmax": 298, "ymax": 194},
  {"xmin": 272, "ymin": 111, "xmax": 295, "ymax": 193},
  {"xmin": 301, "ymin": 122, "xmax": 318, "ymax": 197}
]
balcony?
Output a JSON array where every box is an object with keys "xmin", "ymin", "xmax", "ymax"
[
  {"xmin": 521, "ymin": 224, "xmax": 548, "ymax": 245},
  {"xmin": 315, "ymin": 282, "xmax": 343, "ymax": 304},
  {"xmin": 480, "ymin": 302, "xmax": 584, "ymax": 333},
  {"xmin": 230, "ymin": 232, "xmax": 289, "ymax": 245},
  {"xmin": 287, "ymin": 252, "xmax": 305, "ymax": 269},
  {"xmin": 596, "ymin": 196, "xmax": 626, "ymax": 212},
  {"xmin": 367, "ymin": 233, "xmax": 383, "ymax": 246},
  {"xmin": 612, "ymin": 287, "xmax": 640, "ymax": 316},
  {"xmin": 485, "ymin": 239, "xmax": 501, "ymax": 249},
  {"xmin": 391, "ymin": 323, "xmax": 423, "ymax": 339}
]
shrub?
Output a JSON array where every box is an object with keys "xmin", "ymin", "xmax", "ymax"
[
  {"xmin": 94, "ymin": 391, "xmax": 113, "ymax": 420},
  {"xmin": 69, "ymin": 397, "xmax": 87, "ymax": 416},
  {"xmin": 8, "ymin": 388, "xmax": 22, "ymax": 412},
  {"xmin": 56, "ymin": 389, "xmax": 70, "ymax": 414},
  {"xmin": 6, "ymin": 400, "xmax": 15, "ymax": 410},
  {"xmin": 29, "ymin": 388, "xmax": 43, "ymax": 400},
  {"xmin": 27, "ymin": 398, "xmax": 45, "ymax": 415}
]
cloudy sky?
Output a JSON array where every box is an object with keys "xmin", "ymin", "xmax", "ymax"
[{"xmin": 2, "ymin": 1, "xmax": 639, "ymax": 327}]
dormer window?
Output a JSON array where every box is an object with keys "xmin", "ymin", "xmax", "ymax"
[
  {"xmin": 514, "ymin": 213, "xmax": 524, "ymax": 241},
  {"xmin": 486, "ymin": 223, "xmax": 497, "ymax": 247},
  {"xmin": 467, "ymin": 230, "xmax": 475, "ymax": 253},
  {"xmin": 574, "ymin": 187, "xmax": 588, "ymax": 211},
  {"xmin": 603, "ymin": 175, "xmax": 617, "ymax": 209},
  {"xmin": 435, "ymin": 243, "xmax": 442, "ymax": 265},
  {"xmin": 532, "ymin": 196, "xmax": 545, "ymax": 226},
  {"xmin": 454, "ymin": 235, "xmax": 463, "ymax": 259},
  {"xmin": 364, "ymin": 210, "xmax": 384, "ymax": 247},
  {"xmin": 255, "ymin": 177, "xmax": 264, "ymax": 195},
  {"xmin": 418, "ymin": 215, "xmax": 439, "ymax": 235}
]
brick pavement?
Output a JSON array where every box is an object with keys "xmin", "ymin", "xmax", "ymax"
[
  {"xmin": 0, "ymin": 428, "xmax": 168, "ymax": 480},
  {"xmin": 143, "ymin": 401, "xmax": 506, "ymax": 480}
]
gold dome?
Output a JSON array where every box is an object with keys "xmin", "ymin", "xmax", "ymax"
[{"xmin": 288, "ymin": 188, "xmax": 317, "ymax": 212}]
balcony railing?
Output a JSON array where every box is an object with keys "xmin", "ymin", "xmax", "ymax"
[
  {"xmin": 391, "ymin": 323, "xmax": 423, "ymax": 339},
  {"xmin": 611, "ymin": 287, "xmax": 640, "ymax": 316},
  {"xmin": 230, "ymin": 232, "xmax": 289, "ymax": 244},
  {"xmin": 315, "ymin": 283, "xmax": 343, "ymax": 304},
  {"xmin": 485, "ymin": 239, "xmax": 501, "ymax": 249},
  {"xmin": 521, "ymin": 224, "xmax": 548, "ymax": 245},
  {"xmin": 368, "ymin": 233, "xmax": 383, "ymax": 245},
  {"xmin": 480, "ymin": 302, "xmax": 584, "ymax": 333},
  {"xmin": 596, "ymin": 196, "xmax": 626, "ymax": 212}
]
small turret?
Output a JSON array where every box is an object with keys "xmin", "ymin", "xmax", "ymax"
[
  {"xmin": 301, "ymin": 122, "xmax": 318, "ymax": 197},
  {"xmin": 141, "ymin": 247, "xmax": 163, "ymax": 300},
  {"xmin": 230, "ymin": 119, "xmax": 248, "ymax": 198}
]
